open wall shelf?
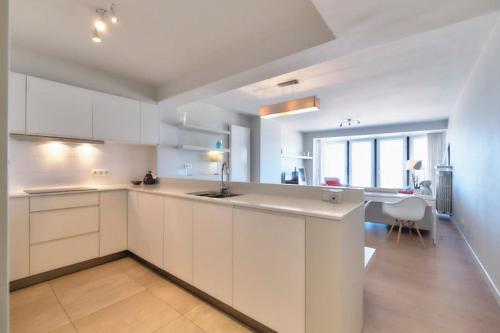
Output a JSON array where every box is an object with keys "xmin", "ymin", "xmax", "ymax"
[
  {"xmin": 176, "ymin": 144, "xmax": 230, "ymax": 153},
  {"xmin": 177, "ymin": 123, "xmax": 230, "ymax": 135}
]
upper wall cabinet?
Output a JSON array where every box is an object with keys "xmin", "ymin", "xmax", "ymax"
[
  {"xmin": 8, "ymin": 72, "xmax": 26, "ymax": 134},
  {"xmin": 26, "ymin": 76, "xmax": 93, "ymax": 139},
  {"xmin": 141, "ymin": 103, "xmax": 160, "ymax": 145},
  {"xmin": 93, "ymin": 92, "xmax": 141, "ymax": 143}
]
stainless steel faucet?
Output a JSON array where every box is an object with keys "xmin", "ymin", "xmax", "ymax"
[{"xmin": 220, "ymin": 161, "xmax": 230, "ymax": 194}]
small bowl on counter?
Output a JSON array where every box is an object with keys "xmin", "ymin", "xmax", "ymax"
[{"xmin": 130, "ymin": 180, "xmax": 142, "ymax": 186}]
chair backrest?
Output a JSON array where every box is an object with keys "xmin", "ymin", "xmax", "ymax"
[{"xmin": 382, "ymin": 196, "xmax": 427, "ymax": 221}]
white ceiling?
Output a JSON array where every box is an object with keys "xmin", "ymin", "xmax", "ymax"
[
  {"xmin": 11, "ymin": 0, "xmax": 333, "ymax": 87},
  {"xmin": 203, "ymin": 13, "xmax": 499, "ymax": 132}
]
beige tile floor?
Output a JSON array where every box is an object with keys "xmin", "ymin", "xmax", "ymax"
[
  {"xmin": 9, "ymin": 257, "xmax": 254, "ymax": 333},
  {"xmin": 10, "ymin": 219, "xmax": 500, "ymax": 333}
]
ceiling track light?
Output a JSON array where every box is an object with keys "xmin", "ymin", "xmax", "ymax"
[
  {"xmin": 92, "ymin": 28, "xmax": 102, "ymax": 43},
  {"xmin": 91, "ymin": 3, "xmax": 119, "ymax": 43},
  {"xmin": 339, "ymin": 118, "xmax": 361, "ymax": 128}
]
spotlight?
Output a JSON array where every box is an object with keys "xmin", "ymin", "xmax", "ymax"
[
  {"xmin": 92, "ymin": 28, "xmax": 102, "ymax": 43},
  {"xmin": 94, "ymin": 8, "xmax": 107, "ymax": 32},
  {"xmin": 109, "ymin": 3, "xmax": 119, "ymax": 24}
]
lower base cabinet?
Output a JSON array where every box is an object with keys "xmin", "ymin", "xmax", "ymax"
[
  {"xmin": 9, "ymin": 198, "xmax": 30, "ymax": 281},
  {"xmin": 164, "ymin": 197, "xmax": 193, "ymax": 283},
  {"xmin": 30, "ymin": 233, "xmax": 99, "ymax": 275},
  {"xmin": 128, "ymin": 192, "xmax": 164, "ymax": 267},
  {"xmin": 100, "ymin": 191, "xmax": 128, "ymax": 256},
  {"xmin": 193, "ymin": 202, "xmax": 233, "ymax": 306},
  {"xmin": 233, "ymin": 208, "xmax": 306, "ymax": 333}
]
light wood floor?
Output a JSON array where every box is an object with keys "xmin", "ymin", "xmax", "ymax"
[
  {"xmin": 10, "ymin": 219, "xmax": 500, "ymax": 333},
  {"xmin": 364, "ymin": 219, "xmax": 500, "ymax": 333}
]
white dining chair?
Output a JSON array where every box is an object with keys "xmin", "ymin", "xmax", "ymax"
[{"xmin": 382, "ymin": 197, "xmax": 427, "ymax": 247}]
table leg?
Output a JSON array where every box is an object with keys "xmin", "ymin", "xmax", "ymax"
[{"xmin": 432, "ymin": 208, "xmax": 438, "ymax": 245}]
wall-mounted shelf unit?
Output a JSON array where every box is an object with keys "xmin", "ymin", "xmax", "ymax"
[
  {"xmin": 176, "ymin": 144, "xmax": 230, "ymax": 153},
  {"xmin": 177, "ymin": 123, "xmax": 230, "ymax": 135},
  {"xmin": 281, "ymin": 155, "xmax": 313, "ymax": 160}
]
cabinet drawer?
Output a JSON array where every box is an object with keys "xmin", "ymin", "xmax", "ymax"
[
  {"xmin": 30, "ymin": 233, "xmax": 99, "ymax": 275},
  {"xmin": 30, "ymin": 192, "xmax": 98, "ymax": 212},
  {"xmin": 30, "ymin": 206, "xmax": 99, "ymax": 244}
]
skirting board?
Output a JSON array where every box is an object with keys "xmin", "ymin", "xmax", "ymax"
[{"xmin": 451, "ymin": 217, "xmax": 500, "ymax": 308}]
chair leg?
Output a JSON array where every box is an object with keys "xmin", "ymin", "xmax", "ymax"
[
  {"xmin": 414, "ymin": 223, "xmax": 426, "ymax": 248},
  {"xmin": 396, "ymin": 222, "xmax": 403, "ymax": 247},
  {"xmin": 388, "ymin": 220, "xmax": 397, "ymax": 238}
]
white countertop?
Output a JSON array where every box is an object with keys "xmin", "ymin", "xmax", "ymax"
[{"xmin": 10, "ymin": 184, "xmax": 363, "ymax": 221}]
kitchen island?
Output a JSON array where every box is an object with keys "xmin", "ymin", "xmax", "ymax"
[{"xmin": 9, "ymin": 178, "xmax": 365, "ymax": 333}]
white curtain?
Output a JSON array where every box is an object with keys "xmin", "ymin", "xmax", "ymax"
[{"xmin": 427, "ymin": 132, "xmax": 446, "ymax": 193}]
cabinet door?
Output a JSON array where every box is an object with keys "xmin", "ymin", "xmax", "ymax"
[
  {"xmin": 93, "ymin": 92, "xmax": 141, "ymax": 143},
  {"xmin": 193, "ymin": 202, "xmax": 233, "ymax": 305},
  {"xmin": 26, "ymin": 76, "xmax": 93, "ymax": 138},
  {"xmin": 127, "ymin": 191, "xmax": 140, "ymax": 256},
  {"xmin": 8, "ymin": 72, "xmax": 26, "ymax": 134},
  {"xmin": 164, "ymin": 197, "xmax": 193, "ymax": 283},
  {"xmin": 141, "ymin": 102, "xmax": 160, "ymax": 145},
  {"xmin": 100, "ymin": 191, "xmax": 128, "ymax": 256},
  {"xmin": 233, "ymin": 208, "xmax": 305, "ymax": 333},
  {"xmin": 9, "ymin": 197, "xmax": 29, "ymax": 281}
]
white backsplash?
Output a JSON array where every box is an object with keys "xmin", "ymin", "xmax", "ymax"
[{"xmin": 8, "ymin": 138, "xmax": 157, "ymax": 191}]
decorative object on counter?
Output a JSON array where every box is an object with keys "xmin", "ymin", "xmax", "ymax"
[
  {"xmin": 324, "ymin": 177, "xmax": 341, "ymax": 186},
  {"xmin": 143, "ymin": 171, "xmax": 157, "ymax": 185},
  {"xmin": 215, "ymin": 140, "xmax": 223, "ymax": 150},
  {"xmin": 208, "ymin": 151, "xmax": 223, "ymax": 175},
  {"xmin": 420, "ymin": 181, "xmax": 432, "ymax": 195},
  {"xmin": 131, "ymin": 180, "xmax": 142, "ymax": 186},
  {"xmin": 339, "ymin": 118, "xmax": 361, "ymax": 128},
  {"xmin": 406, "ymin": 159, "xmax": 423, "ymax": 188}
]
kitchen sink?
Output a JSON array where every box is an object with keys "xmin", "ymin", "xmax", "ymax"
[{"xmin": 187, "ymin": 191, "xmax": 242, "ymax": 198}]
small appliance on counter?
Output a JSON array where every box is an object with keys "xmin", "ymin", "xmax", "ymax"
[{"xmin": 143, "ymin": 171, "xmax": 157, "ymax": 185}]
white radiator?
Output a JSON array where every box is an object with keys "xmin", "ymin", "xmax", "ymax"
[{"xmin": 436, "ymin": 166, "xmax": 453, "ymax": 215}]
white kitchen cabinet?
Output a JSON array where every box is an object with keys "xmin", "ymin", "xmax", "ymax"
[
  {"xmin": 193, "ymin": 202, "xmax": 233, "ymax": 305},
  {"xmin": 26, "ymin": 76, "xmax": 93, "ymax": 138},
  {"xmin": 9, "ymin": 197, "xmax": 29, "ymax": 281},
  {"xmin": 30, "ymin": 233, "xmax": 99, "ymax": 275},
  {"xmin": 30, "ymin": 206, "xmax": 99, "ymax": 244},
  {"xmin": 99, "ymin": 191, "xmax": 128, "ymax": 256},
  {"xmin": 233, "ymin": 208, "xmax": 305, "ymax": 333},
  {"xmin": 141, "ymin": 102, "xmax": 160, "ymax": 145},
  {"xmin": 127, "ymin": 191, "xmax": 141, "ymax": 255},
  {"xmin": 164, "ymin": 197, "xmax": 193, "ymax": 283},
  {"xmin": 127, "ymin": 192, "xmax": 164, "ymax": 267},
  {"xmin": 8, "ymin": 72, "xmax": 26, "ymax": 134},
  {"xmin": 93, "ymin": 92, "xmax": 141, "ymax": 143}
]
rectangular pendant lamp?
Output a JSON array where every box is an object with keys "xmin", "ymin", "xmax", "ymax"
[{"xmin": 259, "ymin": 96, "xmax": 320, "ymax": 119}]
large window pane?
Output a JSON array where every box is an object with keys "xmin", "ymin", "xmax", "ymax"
[
  {"xmin": 350, "ymin": 140, "xmax": 373, "ymax": 187},
  {"xmin": 410, "ymin": 136, "xmax": 428, "ymax": 181},
  {"xmin": 379, "ymin": 138, "xmax": 405, "ymax": 188},
  {"xmin": 321, "ymin": 141, "xmax": 347, "ymax": 184}
]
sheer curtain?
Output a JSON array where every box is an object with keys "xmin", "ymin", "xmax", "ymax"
[{"xmin": 427, "ymin": 132, "xmax": 446, "ymax": 193}]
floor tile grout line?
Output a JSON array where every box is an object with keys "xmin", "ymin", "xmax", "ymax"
[{"xmin": 47, "ymin": 282, "xmax": 80, "ymax": 333}]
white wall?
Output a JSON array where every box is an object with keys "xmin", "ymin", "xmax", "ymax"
[
  {"xmin": 447, "ymin": 17, "xmax": 500, "ymax": 304},
  {"xmin": 157, "ymin": 101, "xmax": 252, "ymax": 180},
  {"xmin": 0, "ymin": 0, "xmax": 8, "ymax": 330},
  {"xmin": 8, "ymin": 139, "xmax": 156, "ymax": 191},
  {"xmin": 11, "ymin": 46, "xmax": 156, "ymax": 102},
  {"xmin": 281, "ymin": 125, "xmax": 305, "ymax": 175}
]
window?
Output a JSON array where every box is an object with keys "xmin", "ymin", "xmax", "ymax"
[
  {"xmin": 321, "ymin": 141, "xmax": 347, "ymax": 184},
  {"xmin": 378, "ymin": 138, "xmax": 406, "ymax": 188},
  {"xmin": 350, "ymin": 140, "xmax": 374, "ymax": 187},
  {"xmin": 410, "ymin": 136, "xmax": 428, "ymax": 181},
  {"xmin": 316, "ymin": 134, "xmax": 429, "ymax": 188}
]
